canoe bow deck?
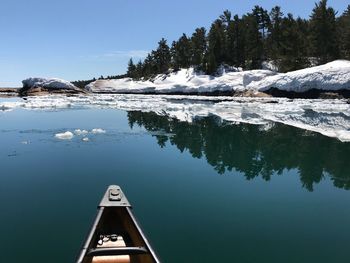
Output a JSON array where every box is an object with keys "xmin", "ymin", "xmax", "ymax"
[{"xmin": 76, "ymin": 185, "xmax": 160, "ymax": 263}]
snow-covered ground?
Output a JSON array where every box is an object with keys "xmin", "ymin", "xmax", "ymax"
[
  {"xmin": 86, "ymin": 60, "xmax": 350, "ymax": 94},
  {"xmin": 86, "ymin": 68, "xmax": 276, "ymax": 94},
  {"xmin": 1, "ymin": 94, "xmax": 349, "ymax": 142},
  {"xmin": 248, "ymin": 60, "xmax": 350, "ymax": 92}
]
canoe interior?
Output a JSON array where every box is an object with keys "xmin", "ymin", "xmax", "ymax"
[{"xmin": 81, "ymin": 207, "xmax": 158, "ymax": 263}]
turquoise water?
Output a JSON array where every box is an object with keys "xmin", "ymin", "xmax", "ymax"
[{"xmin": 0, "ymin": 108, "xmax": 350, "ymax": 263}]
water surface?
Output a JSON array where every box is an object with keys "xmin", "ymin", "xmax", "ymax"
[{"xmin": 0, "ymin": 108, "xmax": 350, "ymax": 263}]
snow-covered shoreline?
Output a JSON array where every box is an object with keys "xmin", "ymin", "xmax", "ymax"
[
  {"xmin": 86, "ymin": 60, "xmax": 350, "ymax": 96},
  {"xmin": 16, "ymin": 60, "xmax": 350, "ymax": 98}
]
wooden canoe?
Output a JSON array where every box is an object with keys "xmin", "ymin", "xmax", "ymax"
[{"xmin": 76, "ymin": 185, "xmax": 161, "ymax": 263}]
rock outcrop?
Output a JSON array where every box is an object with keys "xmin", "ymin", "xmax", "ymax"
[{"xmin": 20, "ymin": 77, "xmax": 84, "ymax": 96}]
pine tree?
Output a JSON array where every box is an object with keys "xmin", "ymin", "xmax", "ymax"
[
  {"xmin": 153, "ymin": 38, "xmax": 171, "ymax": 74},
  {"xmin": 268, "ymin": 6, "xmax": 284, "ymax": 60},
  {"xmin": 309, "ymin": 0, "xmax": 339, "ymax": 64},
  {"xmin": 243, "ymin": 13, "xmax": 263, "ymax": 69},
  {"xmin": 171, "ymin": 34, "xmax": 192, "ymax": 70},
  {"xmin": 234, "ymin": 15, "xmax": 247, "ymax": 68},
  {"xmin": 252, "ymin": 6, "xmax": 270, "ymax": 39},
  {"xmin": 279, "ymin": 14, "xmax": 309, "ymax": 72},
  {"xmin": 142, "ymin": 53, "xmax": 156, "ymax": 78},
  {"xmin": 125, "ymin": 2, "xmax": 349, "ymax": 79},
  {"xmin": 127, "ymin": 58, "xmax": 136, "ymax": 78},
  {"xmin": 226, "ymin": 17, "xmax": 236, "ymax": 66},
  {"xmin": 337, "ymin": 5, "xmax": 350, "ymax": 59},
  {"xmin": 206, "ymin": 19, "xmax": 226, "ymax": 73},
  {"xmin": 190, "ymin": 27, "xmax": 207, "ymax": 69}
]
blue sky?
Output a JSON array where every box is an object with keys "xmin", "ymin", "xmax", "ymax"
[{"xmin": 0, "ymin": 0, "xmax": 349, "ymax": 87}]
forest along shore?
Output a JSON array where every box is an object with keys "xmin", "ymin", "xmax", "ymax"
[{"xmin": 5, "ymin": 60, "xmax": 350, "ymax": 99}]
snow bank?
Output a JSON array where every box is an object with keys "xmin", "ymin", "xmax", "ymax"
[
  {"xmin": 22, "ymin": 77, "xmax": 78, "ymax": 90},
  {"xmin": 249, "ymin": 60, "xmax": 350, "ymax": 92},
  {"xmin": 86, "ymin": 68, "xmax": 276, "ymax": 94},
  {"xmin": 86, "ymin": 60, "xmax": 350, "ymax": 94}
]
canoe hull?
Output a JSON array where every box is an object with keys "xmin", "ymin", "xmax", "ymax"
[{"xmin": 76, "ymin": 186, "xmax": 160, "ymax": 263}]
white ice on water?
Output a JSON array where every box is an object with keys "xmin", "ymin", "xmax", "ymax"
[
  {"xmin": 91, "ymin": 128, "xmax": 106, "ymax": 134},
  {"xmin": 54, "ymin": 128, "xmax": 106, "ymax": 140},
  {"xmin": 55, "ymin": 131, "xmax": 74, "ymax": 140},
  {"xmin": 74, "ymin": 129, "xmax": 89, "ymax": 135},
  {"xmin": 3, "ymin": 94, "xmax": 349, "ymax": 142}
]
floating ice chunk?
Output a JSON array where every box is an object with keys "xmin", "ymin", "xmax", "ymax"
[
  {"xmin": 82, "ymin": 137, "xmax": 89, "ymax": 142},
  {"xmin": 55, "ymin": 131, "xmax": 74, "ymax": 140},
  {"xmin": 74, "ymin": 129, "xmax": 89, "ymax": 135},
  {"xmin": 91, "ymin": 128, "xmax": 106, "ymax": 134}
]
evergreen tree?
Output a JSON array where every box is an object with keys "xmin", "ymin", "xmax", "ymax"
[
  {"xmin": 127, "ymin": 58, "xmax": 136, "ymax": 78},
  {"xmin": 171, "ymin": 34, "xmax": 192, "ymax": 70},
  {"xmin": 226, "ymin": 16, "xmax": 237, "ymax": 66},
  {"xmin": 190, "ymin": 27, "xmax": 207, "ymax": 69},
  {"xmin": 134, "ymin": 60, "xmax": 143, "ymax": 80},
  {"xmin": 268, "ymin": 6, "xmax": 284, "ymax": 60},
  {"xmin": 153, "ymin": 38, "xmax": 171, "ymax": 74},
  {"xmin": 243, "ymin": 13, "xmax": 263, "ymax": 69},
  {"xmin": 252, "ymin": 5, "xmax": 270, "ymax": 39},
  {"xmin": 337, "ymin": 5, "xmax": 350, "ymax": 59},
  {"xmin": 142, "ymin": 53, "xmax": 156, "ymax": 78},
  {"xmin": 206, "ymin": 19, "xmax": 226, "ymax": 73},
  {"xmin": 309, "ymin": 0, "xmax": 339, "ymax": 64},
  {"xmin": 234, "ymin": 15, "xmax": 247, "ymax": 67},
  {"xmin": 279, "ymin": 14, "xmax": 309, "ymax": 72},
  {"xmin": 125, "ymin": 2, "xmax": 349, "ymax": 79}
]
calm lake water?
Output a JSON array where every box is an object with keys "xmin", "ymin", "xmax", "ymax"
[{"xmin": 1, "ymin": 108, "xmax": 350, "ymax": 263}]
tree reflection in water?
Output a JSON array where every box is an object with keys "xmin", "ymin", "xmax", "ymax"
[{"xmin": 127, "ymin": 111, "xmax": 350, "ymax": 191}]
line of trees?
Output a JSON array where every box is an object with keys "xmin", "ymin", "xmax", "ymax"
[{"xmin": 127, "ymin": 0, "xmax": 350, "ymax": 79}]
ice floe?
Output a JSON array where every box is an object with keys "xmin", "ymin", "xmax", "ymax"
[
  {"xmin": 54, "ymin": 128, "xmax": 106, "ymax": 141},
  {"xmin": 91, "ymin": 128, "xmax": 106, "ymax": 134},
  {"xmin": 74, "ymin": 129, "xmax": 89, "ymax": 135},
  {"xmin": 55, "ymin": 131, "xmax": 74, "ymax": 140}
]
